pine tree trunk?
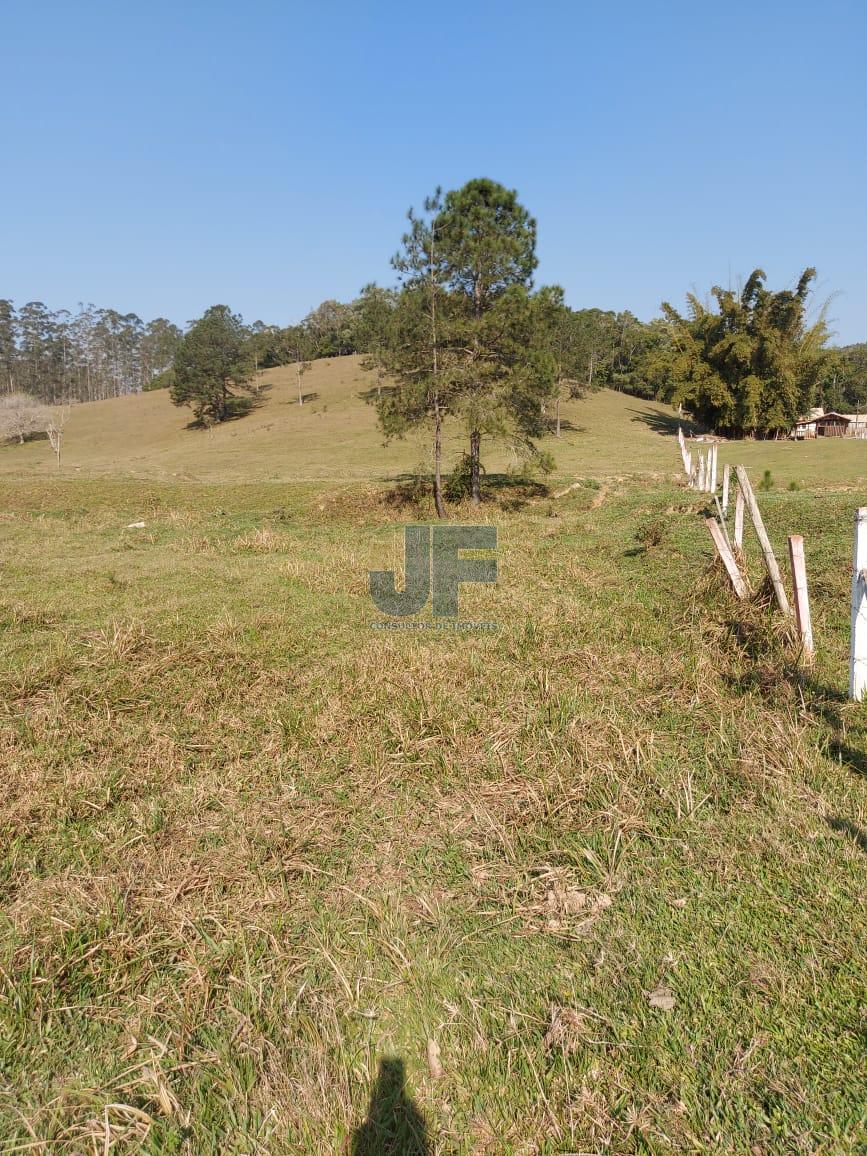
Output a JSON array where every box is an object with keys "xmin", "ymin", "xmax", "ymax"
[
  {"xmin": 470, "ymin": 430, "xmax": 481, "ymax": 505},
  {"xmin": 433, "ymin": 406, "xmax": 445, "ymax": 519}
]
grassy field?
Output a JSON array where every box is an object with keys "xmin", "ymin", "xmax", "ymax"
[
  {"xmin": 3, "ymin": 355, "xmax": 866, "ymax": 490},
  {"xmin": 1, "ymin": 367, "xmax": 866, "ymax": 1152}
]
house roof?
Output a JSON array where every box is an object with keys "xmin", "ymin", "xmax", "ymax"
[
  {"xmin": 792, "ymin": 410, "xmax": 866, "ymax": 428},
  {"xmin": 793, "ymin": 411, "xmax": 854, "ymax": 425}
]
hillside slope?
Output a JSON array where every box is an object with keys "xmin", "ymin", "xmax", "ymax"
[
  {"xmin": 2, "ymin": 355, "xmax": 865, "ymax": 487},
  {"xmin": 0, "ymin": 357, "xmax": 684, "ymax": 483}
]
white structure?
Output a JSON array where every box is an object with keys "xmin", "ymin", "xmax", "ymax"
[
  {"xmin": 850, "ymin": 508, "xmax": 867, "ymax": 701},
  {"xmin": 791, "ymin": 408, "xmax": 867, "ymax": 439}
]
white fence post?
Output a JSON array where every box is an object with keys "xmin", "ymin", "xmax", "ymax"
[
  {"xmin": 849, "ymin": 508, "xmax": 867, "ymax": 701},
  {"xmin": 722, "ymin": 464, "xmax": 730, "ymax": 516},
  {"xmin": 706, "ymin": 517, "xmax": 748, "ymax": 598},
  {"xmin": 734, "ymin": 465, "xmax": 790, "ymax": 616},
  {"xmin": 698, "ymin": 454, "xmax": 705, "ymax": 491},
  {"xmin": 787, "ymin": 535, "xmax": 814, "ymax": 662},
  {"xmin": 709, "ymin": 445, "xmax": 718, "ymax": 494},
  {"xmin": 734, "ymin": 482, "xmax": 745, "ymax": 549}
]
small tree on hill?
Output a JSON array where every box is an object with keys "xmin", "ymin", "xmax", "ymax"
[
  {"xmin": 531, "ymin": 287, "xmax": 593, "ymax": 436},
  {"xmin": 170, "ymin": 306, "xmax": 253, "ymax": 425},
  {"xmin": 45, "ymin": 404, "xmax": 71, "ymax": 468},
  {"xmin": 356, "ymin": 283, "xmax": 397, "ymax": 399},
  {"xmin": 282, "ymin": 324, "xmax": 318, "ymax": 405}
]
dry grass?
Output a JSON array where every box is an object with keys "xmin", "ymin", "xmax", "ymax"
[{"xmin": 0, "ymin": 471, "xmax": 865, "ymax": 1152}]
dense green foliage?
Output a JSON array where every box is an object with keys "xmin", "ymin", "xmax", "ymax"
[
  {"xmin": 142, "ymin": 367, "xmax": 175, "ymax": 392},
  {"xmin": 4, "ymin": 233, "xmax": 861, "ymax": 445},
  {"xmin": 642, "ymin": 269, "xmax": 832, "ymax": 436},
  {"xmin": 819, "ymin": 341, "xmax": 867, "ymax": 412},
  {"xmin": 169, "ymin": 306, "xmax": 253, "ymax": 425}
]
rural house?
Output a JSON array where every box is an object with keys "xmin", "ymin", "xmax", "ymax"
[{"xmin": 790, "ymin": 408, "xmax": 867, "ymax": 438}]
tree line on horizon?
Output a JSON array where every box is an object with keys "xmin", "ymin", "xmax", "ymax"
[
  {"xmin": 3, "ymin": 179, "xmax": 867, "ymax": 497},
  {"xmin": 0, "ymin": 301, "xmax": 182, "ymax": 404},
  {"xmin": 162, "ymin": 179, "xmax": 867, "ymax": 511}
]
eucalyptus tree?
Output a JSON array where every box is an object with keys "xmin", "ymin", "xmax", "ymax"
[
  {"xmin": 140, "ymin": 318, "xmax": 182, "ymax": 386},
  {"xmin": 303, "ymin": 299, "xmax": 358, "ymax": 356},
  {"xmin": 0, "ymin": 299, "xmax": 180, "ymax": 402},
  {"xmin": 281, "ymin": 324, "xmax": 318, "ymax": 405},
  {"xmin": 0, "ymin": 301, "xmax": 17, "ymax": 393}
]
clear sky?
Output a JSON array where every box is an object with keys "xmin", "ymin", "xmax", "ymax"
[{"xmin": 2, "ymin": 0, "xmax": 865, "ymax": 342}]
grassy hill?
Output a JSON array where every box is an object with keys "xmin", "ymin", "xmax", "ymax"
[
  {"xmin": 1, "ymin": 364, "xmax": 866, "ymax": 1151},
  {"xmin": 4, "ymin": 354, "xmax": 866, "ymax": 488}
]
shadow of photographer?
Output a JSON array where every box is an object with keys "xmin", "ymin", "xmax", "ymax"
[{"xmin": 350, "ymin": 1056, "xmax": 430, "ymax": 1155}]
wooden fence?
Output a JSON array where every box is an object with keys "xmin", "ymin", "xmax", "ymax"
[{"xmin": 678, "ymin": 427, "xmax": 866, "ymax": 699}]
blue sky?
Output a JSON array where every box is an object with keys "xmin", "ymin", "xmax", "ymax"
[{"xmin": 2, "ymin": 0, "xmax": 865, "ymax": 342}]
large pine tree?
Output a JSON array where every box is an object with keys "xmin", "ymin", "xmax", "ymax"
[
  {"xmin": 170, "ymin": 306, "xmax": 252, "ymax": 425},
  {"xmin": 435, "ymin": 179, "xmax": 550, "ymax": 503}
]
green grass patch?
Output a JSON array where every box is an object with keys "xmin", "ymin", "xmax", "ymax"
[{"xmin": 0, "ymin": 473, "xmax": 865, "ymax": 1151}]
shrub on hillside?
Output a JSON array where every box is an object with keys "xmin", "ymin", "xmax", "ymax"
[{"xmin": 0, "ymin": 393, "xmax": 48, "ymax": 444}]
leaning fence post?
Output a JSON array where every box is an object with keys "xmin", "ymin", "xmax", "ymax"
[
  {"xmin": 734, "ymin": 466, "xmax": 790, "ymax": 615},
  {"xmin": 734, "ymin": 481, "xmax": 745, "ymax": 549},
  {"xmin": 787, "ymin": 535, "xmax": 814, "ymax": 662},
  {"xmin": 849, "ymin": 508, "xmax": 867, "ymax": 701},
  {"xmin": 706, "ymin": 518, "xmax": 748, "ymax": 598},
  {"xmin": 721, "ymin": 464, "xmax": 730, "ymax": 515}
]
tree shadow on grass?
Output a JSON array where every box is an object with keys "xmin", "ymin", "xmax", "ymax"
[
  {"xmin": 350, "ymin": 1057, "xmax": 430, "ymax": 1156},
  {"xmin": 357, "ymin": 384, "xmax": 397, "ymax": 404},
  {"xmin": 826, "ymin": 816, "xmax": 867, "ymax": 852},
  {"xmin": 826, "ymin": 738, "xmax": 867, "ymax": 778},
  {"xmin": 627, "ymin": 406, "xmax": 701, "ymax": 438},
  {"xmin": 547, "ymin": 419, "xmax": 585, "ymax": 434},
  {"xmin": 795, "ymin": 676, "xmax": 867, "ymax": 779},
  {"xmin": 382, "ymin": 472, "xmax": 549, "ymax": 513},
  {"xmin": 182, "ymin": 392, "xmax": 268, "ymax": 430},
  {"xmin": 724, "ymin": 656, "xmax": 867, "ymax": 779},
  {"xmin": 482, "ymin": 473, "xmax": 550, "ymax": 509}
]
